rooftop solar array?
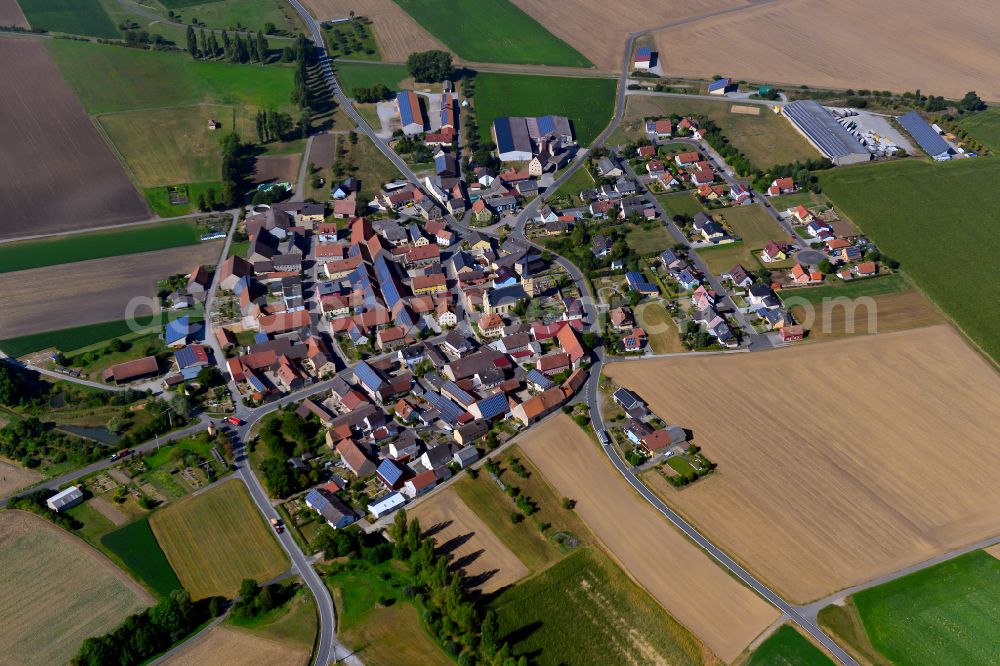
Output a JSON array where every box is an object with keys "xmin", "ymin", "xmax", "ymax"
[
  {"xmin": 424, "ymin": 391, "xmax": 467, "ymax": 426},
  {"xmin": 476, "ymin": 392, "xmax": 509, "ymax": 420},
  {"xmin": 783, "ymin": 100, "xmax": 870, "ymax": 161},
  {"xmin": 377, "ymin": 459, "xmax": 404, "ymax": 486},
  {"xmin": 354, "ymin": 360, "xmax": 383, "ymax": 391},
  {"xmin": 526, "ymin": 369, "xmax": 555, "ymax": 390},
  {"xmin": 375, "ymin": 255, "xmax": 402, "ymax": 309},
  {"xmin": 625, "ymin": 271, "xmax": 659, "ymax": 293},
  {"xmin": 898, "ymin": 111, "xmax": 952, "ymax": 158},
  {"xmin": 441, "ymin": 380, "xmax": 475, "ymax": 406}
]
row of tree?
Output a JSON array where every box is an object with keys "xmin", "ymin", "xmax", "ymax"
[
  {"xmin": 254, "ymin": 108, "xmax": 294, "ymax": 144},
  {"xmin": 352, "ymin": 83, "xmax": 392, "ymax": 103},
  {"xmin": 185, "ymin": 26, "xmax": 269, "ymax": 64}
]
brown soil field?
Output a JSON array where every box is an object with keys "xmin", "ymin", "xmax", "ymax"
[
  {"xmin": 0, "ymin": 0, "xmax": 28, "ymax": 28},
  {"xmin": 300, "ymin": 0, "xmax": 446, "ymax": 61},
  {"xmin": 605, "ymin": 325, "xmax": 1000, "ymax": 604},
  {"xmin": 0, "ymin": 458, "xmax": 42, "ymax": 498},
  {"xmin": 91, "ymin": 496, "xmax": 128, "ymax": 525},
  {"xmin": 252, "ymin": 154, "xmax": 301, "ymax": 185},
  {"xmin": 309, "ymin": 132, "xmax": 336, "ymax": 169},
  {"xmin": 0, "ymin": 511, "xmax": 152, "ymax": 666},
  {"xmin": 0, "ymin": 242, "xmax": 222, "ymax": 338},
  {"xmin": 520, "ymin": 414, "xmax": 779, "ymax": 662},
  {"xmin": 163, "ymin": 626, "xmax": 309, "ymax": 666},
  {"xmin": 653, "ymin": 0, "xmax": 1000, "ymax": 101},
  {"xmin": 789, "ymin": 290, "xmax": 944, "ymax": 342},
  {"xmin": 986, "ymin": 544, "xmax": 1000, "ymax": 561},
  {"xmin": 0, "ymin": 39, "xmax": 148, "ymax": 241},
  {"xmin": 411, "ymin": 489, "xmax": 531, "ymax": 594},
  {"xmin": 730, "ymin": 105, "xmax": 760, "ymax": 115},
  {"xmin": 510, "ymin": 0, "xmax": 746, "ymax": 71}
]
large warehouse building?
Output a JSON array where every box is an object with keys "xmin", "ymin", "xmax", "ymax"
[
  {"xmin": 897, "ymin": 111, "xmax": 953, "ymax": 161},
  {"xmin": 492, "ymin": 115, "xmax": 573, "ymax": 162},
  {"xmin": 781, "ymin": 100, "xmax": 871, "ymax": 166}
]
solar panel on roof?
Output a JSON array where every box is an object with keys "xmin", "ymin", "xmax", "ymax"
[
  {"xmin": 476, "ymin": 392, "xmax": 509, "ymax": 420},
  {"xmin": 782, "ymin": 100, "xmax": 869, "ymax": 160},
  {"xmin": 636, "ymin": 47, "xmax": 652, "ymax": 57},
  {"xmin": 397, "ymin": 91, "xmax": 416, "ymax": 126},
  {"xmin": 424, "ymin": 392, "xmax": 466, "ymax": 425},
  {"xmin": 354, "ymin": 361, "xmax": 383, "ymax": 391},
  {"xmin": 526, "ymin": 369, "xmax": 555, "ymax": 390},
  {"xmin": 493, "ymin": 117, "xmax": 515, "ymax": 153},
  {"xmin": 306, "ymin": 489, "xmax": 331, "ymax": 511},
  {"xmin": 898, "ymin": 112, "xmax": 951, "ymax": 158},
  {"xmin": 708, "ymin": 78, "xmax": 730, "ymax": 91},
  {"xmin": 377, "ymin": 459, "xmax": 404, "ymax": 485},
  {"xmin": 442, "ymin": 380, "xmax": 474, "ymax": 406},
  {"xmin": 247, "ymin": 370, "xmax": 267, "ymax": 392}
]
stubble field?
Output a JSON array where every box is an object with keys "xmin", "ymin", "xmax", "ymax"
[
  {"xmin": 164, "ymin": 626, "xmax": 309, "ymax": 666},
  {"xmin": 0, "ymin": 459, "xmax": 43, "ymax": 498},
  {"xmin": 0, "ymin": 511, "xmax": 152, "ymax": 666},
  {"xmin": 652, "ymin": 0, "xmax": 1000, "ymax": 100},
  {"xmin": 0, "ymin": 39, "xmax": 149, "ymax": 240},
  {"xmin": 605, "ymin": 325, "xmax": 1000, "ymax": 603},
  {"xmin": 509, "ymin": 0, "xmax": 746, "ymax": 71},
  {"xmin": 299, "ymin": 0, "xmax": 445, "ymax": 61},
  {"xmin": 412, "ymin": 489, "xmax": 530, "ymax": 593},
  {"xmin": 520, "ymin": 414, "xmax": 779, "ymax": 663},
  {"xmin": 0, "ymin": 242, "xmax": 221, "ymax": 338},
  {"xmin": 150, "ymin": 480, "xmax": 289, "ymax": 599},
  {"xmin": 0, "ymin": 0, "xmax": 28, "ymax": 27}
]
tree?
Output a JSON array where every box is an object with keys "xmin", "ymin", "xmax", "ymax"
[
  {"xmin": 186, "ymin": 25, "xmax": 197, "ymax": 58},
  {"xmin": 818, "ymin": 258, "xmax": 834, "ymax": 274},
  {"xmin": 207, "ymin": 31, "xmax": 219, "ymax": 58},
  {"xmin": 406, "ymin": 50, "xmax": 454, "ymax": 82},
  {"xmin": 480, "ymin": 610, "xmax": 500, "ymax": 657},
  {"xmin": 960, "ymin": 90, "xmax": 986, "ymax": 112},
  {"xmin": 256, "ymin": 31, "xmax": 268, "ymax": 60},
  {"xmin": 198, "ymin": 28, "xmax": 207, "ymax": 57}
]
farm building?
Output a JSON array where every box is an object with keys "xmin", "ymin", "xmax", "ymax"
[
  {"xmin": 781, "ymin": 100, "xmax": 870, "ymax": 166},
  {"xmin": 102, "ymin": 356, "xmax": 160, "ymax": 384},
  {"xmin": 634, "ymin": 46, "xmax": 656, "ymax": 70},
  {"xmin": 897, "ymin": 112, "xmax": 952, "ymax": 161},
  {"xmin": 368, "ymin": 492, "xmax": 405, "ymax": 518},
  {"xmin": 492, "ymin": 115, "xmax": 574, "ymax": 162},
  {"xmin": 708, "ymin": 78, "xmax": 736, "ymax": 95},
  {"xmin": 395, "ymin": 90, "xmax": 426, "ymax": 136},
  {"xmin": 46, "ymin": 485, "xmax": 84, "ymax": 512}
]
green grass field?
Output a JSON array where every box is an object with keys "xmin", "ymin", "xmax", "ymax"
[
  {"xmin": 624, "ymin": 221, "xmax": 673, "ymax": 256},
  {"xmin": 0, "ymin": 222, "xmax": 199, "ymax": 274},
  {"xmin": 658, "ymin": 193, "xmax": 708, "ymax": 219},
  {"xmin": 97, "ymin": 104, "xmax": 246, "ymax": 187},
  {"xmin": 0, "ymin": 319, "xmax": 159, "ymax": 357},
  {"xmin": 45, "ymin": 40, "xmax": 296, "ymax": 115},
  {"xmin": 165, "ymin": 0, "xmax": 303, "ymax": 34},
  {"xmin": 18, "ymin": 0, "xmax": 118, "ymax": 37},
  {"xmin": 393, "ymin": 0, "xmax": 590, "ymax": 67},
  {"xmin": 718, "ymin": 204, "xmax": 787, "ymax": 245},
  {"xmin": 228, "ymin": 583, "xmax": 318, "ymax": 651},
  {"xmin": 101, "ymin": 517, "xmax": 183, "ymax": 598},
  {"xmin": 779, "ymin": 273, "xmax": 909, "ymax": 306},
  {"xmin": 492, "ymin": 547, "xmax": 703, "ymax": 665},
  {"xmin": 819, "ymin": 158, "xmax": 1000, "ymax": 365},
  {"xmin": 144, "ymin": 182, "xmax": 222, "ymax": 216},
  {"xmin": 623, "ymin": 96, "xmax": 819, "ymax": 168},
  {"xmin": 150, "ymin": 479, "xmax": 289, "ymax": 599},
  {"xmin": 848, "ymin": 550, "xmax": 1000, "ymax": 666},
  {"xmin": 324, "ymin": 19, "xmax": 380, "ymax": 61},
  {"xmin": 333, "ymin": 62, "xmax": 411, "ymax": 95},
  {"xmin": 748, "ymin": 625, "xmax": 834, "ymax": 666},
  {"xmin": 957, "ymin": 108, "xmax": 1000, "ymax": 151},
  {"xmin": 549, "ymin": 166, "xmax": 594, "ymax": 200},
  {"xmin": 475, "ymin": 73, "xmax": 616, "ymax": 147}
]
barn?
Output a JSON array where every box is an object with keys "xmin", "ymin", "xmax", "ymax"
[
  {"xmin": 781, "ymin": 100, "xmax": 871, "ymax": 166},
  {"xmin": 395, "ymin": 90, "xmax": 426, "ymax": 136}
]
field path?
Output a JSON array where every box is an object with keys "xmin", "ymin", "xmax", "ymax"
[{"xmin": 519, "ymin": 414, "xmax": 779, "ymax": 662}]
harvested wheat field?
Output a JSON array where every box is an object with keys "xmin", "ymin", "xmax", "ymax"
[
  {"xmin": 520, "ymin": 414, "xmax": 778, "ymax": 662},
  {"xmin": 0, "ymin": 458, "xmax": 42, "ymax": 498},
  {"xmin": 163, "ymin": 625, "xmax": 308, "ymax": 666},
  {"xmin": 300, "ymin": 0, "xmax": 445, "ymax": 61},
  {"xmin": 0, "ymin": 39, "xmax": 148, "ymax": 240},
  {"xmin": 510, "ymin": 0, "xmax": 746, "ymax": 71},
  {"xmin": 790, "ymin": 290, "xmax": 944, "ymax": 342},
  {"xmin": 605, "ymin": 325, "xmax": 1000, "ymax": 604},
  {"xmin": 654, "ymin": 0, "xmax": 1000, "ymax": 100},
  {"xmin": 0, "ymin": 511, "xmax": 152, "ymax": 666},
  {"xmin": 0, "ymin": 0, "xmax": 28, "ymax": 28},
  {"xmin": 412, "ymin": 489, "xmax": 530, "ymax": 594},
  {"xmin": 0, "ymin": 242, "xmax": 222, "ymax": 338}
]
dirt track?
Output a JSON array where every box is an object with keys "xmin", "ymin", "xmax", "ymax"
[
  {"xmin": 520, "ymin": 414, "xmax": 779, "ymax": 663},
  {"xmin": 0, "ymin": 242, "xmax": 222, "ymax": 338},
  {"xmin": 606, "ymin": 325, "xmax": 1000, "ymax": 603},
  {"xmin": 653, "ymin": 0, "xmax": 1000, "ymax": 100},
  {"xmin": 412, "ymin": 490, "xmax": 530, "ymax": 594},
  {"xmin": 0, "ymin": 39, "xmax": 148, "ymax": 241}
]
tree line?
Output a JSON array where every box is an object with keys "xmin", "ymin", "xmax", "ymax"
[
  {"xmin": 186, "ymin": 26, "xmax": 269, "ymax": 64},
  {"xmin": 73, "ymin": 590, "xmax": 217, "ymax": 665}
]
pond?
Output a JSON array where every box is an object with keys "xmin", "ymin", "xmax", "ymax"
[{"xmin": 58, "ymin": 424, "xmax": 118, "ymax": 446}]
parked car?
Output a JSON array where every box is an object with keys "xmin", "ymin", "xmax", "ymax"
[{"xmin": 227, "ymin": 416, "xmax": 243, "ymax": 426}]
